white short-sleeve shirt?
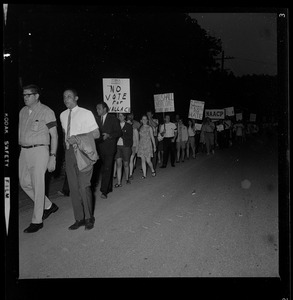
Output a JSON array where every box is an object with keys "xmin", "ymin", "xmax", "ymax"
[
  {"xmin": 60, "ymin": 105, "xmax": 98, "ymax": 136},
  {"xmin": 159, "ymin": 122, "xmax": 177, "ymax": 138}
]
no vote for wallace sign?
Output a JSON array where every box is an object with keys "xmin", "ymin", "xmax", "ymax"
[{"xmin": 103, "ymin": 78, "xmax": 131, "ymax": 113}]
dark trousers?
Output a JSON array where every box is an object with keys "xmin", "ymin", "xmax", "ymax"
[
  {"xmin": 65, "ymin": 146, "xmax": 93, "ymax": 221},
  {"xmin": 162, "ymin": 137, "xmax": 176, "ymax": 166},
  {"xmin": 99, "ymin": 151, "xmax": 115, "ymax": 195},
  {"xmin": 62, "ymin": 173, "xmax": 70, "ymax": 195},
  {"xmin": 194, "ymin": 133, "xmax": 200, "ymax": 153}
]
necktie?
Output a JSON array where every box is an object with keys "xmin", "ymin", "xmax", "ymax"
[{"xmin": 66, "ymin": 109, "xmax": 72, "ymax": 149}]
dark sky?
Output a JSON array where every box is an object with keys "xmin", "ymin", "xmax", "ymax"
[{"xmin": 189, "ymin": 13, "xmax": 278, "ymax": 76}]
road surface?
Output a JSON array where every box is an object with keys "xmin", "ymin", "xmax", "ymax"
[{"xmin": 18, "ymin": 131, "xmax": 278, "ymax": 278}]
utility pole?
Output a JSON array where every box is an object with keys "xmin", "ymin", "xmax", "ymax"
[{"xmin": 215, "ymin": 51, "xmax": 235, "ymax": 72}]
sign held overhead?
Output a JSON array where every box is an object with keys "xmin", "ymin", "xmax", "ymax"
[
  {"xmin": 103, "ymin": 78, "xmax": 131, "ymax": 113},
  {"xmin": 154, "ymin": 93, "xmax": 175, "ymax": 113},
  {"xmin": 205, "ymin": 109, "xmax": 225, "ymax": 119},
  {"xmin": 188, "ymin": 100, "xmax": 205, "ymax": 120}
]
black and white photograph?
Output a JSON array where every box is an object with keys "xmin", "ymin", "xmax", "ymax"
[{"xmin": 3, "ymin": 5, "xmax": 289, "ymax": 299}]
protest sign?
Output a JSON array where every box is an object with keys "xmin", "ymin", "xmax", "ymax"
[
  {"xmin": 154, "ymin": 93, "xmax": 175, "ymax": 113},
  {"xmin": 188, "ymin": 100, "xmax": 205, "ymax": 120},
  {"xmin": 194, "ymin": 123, "xmax": 202, "ymax": 131},
  {"xmin": 205, "ymin": 109, "xmax": 225, "ymax": 120},
  {"xmin": 103, "ymin": 78, "xmax": 130, "ymax": 113},
  {"xmin": 216, "ymin": 124, "xmax": 224, "ymax": 131},
  {"xmin": 224, "ymin": 107, "xmax": 234, "ymax": 116},
  {"xmin": 250, "ymin": 113, "xmax": 256, "ymax": 122},
  {"xmin": 236, "ymin": 113, "xmax": 243, "ymax": 121}
]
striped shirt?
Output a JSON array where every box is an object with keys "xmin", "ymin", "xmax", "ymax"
[{"xmin": 19, "ymin": 101, "xmax": 57, "ymax": 146}]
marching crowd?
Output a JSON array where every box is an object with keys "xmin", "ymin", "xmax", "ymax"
[{"xmin": 19, "ymin": 84, "xmax": 257, "ymax": 233}]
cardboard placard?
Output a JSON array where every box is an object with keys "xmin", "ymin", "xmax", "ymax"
[
  {"xmin": 188, "ymin": 100, "xmax": 205, "ymax": 120},
  {"xmin": 103, "ymin": 78, "xmax": 130, "ymax": 113},
  {"xmin": 224, "ymin": 107, "xmax": 234, "ymax": 116},
  {"xmin": 236, "ymin": 113, "xmax": 243, "ymax": 121},
  {"xmin": 154, "ymin": 93, "xmax": 175, "ymax": 113},
  {"xmin": 205, "ymin": 109, "xmax": 225, "ymax": 120},
  {"xmin": 250, "ymin": 113, "xmax": 256, "ymax": 122}
]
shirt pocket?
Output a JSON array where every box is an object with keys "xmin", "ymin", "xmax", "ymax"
[
  {"xmin": 30, "ymin": 119, "xmax": 45, "ymax": 132},
  {"xmin": 30, "ymin": 120, "xmax": 40, "ymax": 132}
]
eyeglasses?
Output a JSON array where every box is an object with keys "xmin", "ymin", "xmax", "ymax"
[{"xmin": 23, "ymin": 93, "xmax": 36, "ymax": 97}]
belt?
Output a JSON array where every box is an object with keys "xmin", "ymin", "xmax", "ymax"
[{"xmin": 21, "ymin": 144, "xmax": 47, "ymax": 149}]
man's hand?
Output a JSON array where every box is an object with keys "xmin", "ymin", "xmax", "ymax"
[
  {"xmin": 102, "ymin": 133, "xmax": 110, "ymax": 140},
  {"xmin": 67, "ymin": 135, "xmax": 78, "ymax": 145},
  {"xmin": 47, "ymin": 156, "xmax": 56, "ymax": 172}
]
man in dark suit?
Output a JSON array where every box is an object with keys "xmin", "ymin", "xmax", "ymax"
[{"xmin": 96, "ymin": 102, "xmax": 122, "ymax": 199}]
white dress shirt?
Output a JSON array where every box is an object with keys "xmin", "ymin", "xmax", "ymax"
[
  {"xmin": 159, "ymin": 122, "xmax": 177, "ymax": 138},
  {"xmin": 60, "ymin": 105, "xmax": 98, "ymax": 136}
]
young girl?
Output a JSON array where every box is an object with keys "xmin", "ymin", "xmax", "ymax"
[{"xmin": 137, "ymin": 115, "xmax": 156, "ymax": 178}]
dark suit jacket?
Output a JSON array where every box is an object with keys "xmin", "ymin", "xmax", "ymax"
[
  {"xmin": 96, "ymin": 113, "xmax": 122, "ymax": 155},
  {"xmin": 120, "ymin": 122, "xmax": 133, "ymax": 148}
]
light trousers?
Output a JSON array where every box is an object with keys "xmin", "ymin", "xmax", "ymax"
[{"xmin": 19, "ymin": 146, "xmax": 51, "ymax": 224}]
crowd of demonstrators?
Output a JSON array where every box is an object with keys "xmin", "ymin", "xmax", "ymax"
[{"xmin": 19, "ymin": 85, "xmax": 261, "ymax": 234}]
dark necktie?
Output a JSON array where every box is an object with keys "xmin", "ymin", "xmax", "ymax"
[{"xmin": 66, "ymin": 109, "xmax": 72, "ymax": 149}]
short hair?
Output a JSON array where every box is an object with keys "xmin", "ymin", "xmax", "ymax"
[
  {"xmin": 64, "ymin": 88, "xmax": 78, "ymax": 97},
  {"xmin": 23, "ymin": 84, "xmax": 41, "ymax": 95},
  {"xmin": 118, "ymin": 112, "xmax": 127, "ymax": 118},
  {"xmin": 97, "ymin": 101, "xmax": 109, "ymax": 112}
]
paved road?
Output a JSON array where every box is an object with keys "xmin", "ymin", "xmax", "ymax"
[{"xmin": 18, "ymin": 131, "xmax": 278, "ymax": 278}]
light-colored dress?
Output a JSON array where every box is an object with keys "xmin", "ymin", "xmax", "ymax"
[{"xmin": 137, "ymin": 125, "xmax": 153, "ymax": 159}]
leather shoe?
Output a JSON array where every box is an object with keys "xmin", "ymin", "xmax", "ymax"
[
  {"xmin": 24, "ymin": 223, "xmax": 43, "ymax": 233},
  {"xmin": 85, "ymin": 217, "xmax": 95, "ymax": 230},
  {"xmin": 68, "ymin": 220, "xmax": 85, "ymax": 230},
  {"xmin": 43, "ymin": 203, "xmax": 59, "ymax": 220},
  {"xmin": 101, "ymin": 193, "xmax": 107, "ymax": 199}
]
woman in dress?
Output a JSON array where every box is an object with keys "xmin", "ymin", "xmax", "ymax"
[
  {"xmin": 129, "ymin": 120, "xmax": 139, "ymax": 179},
  {"xmin": 176, "ymin": 119, "xmax": 188, "ymax": 162},
  {"xmin": 137, "ymin": 115, "xmax": 156, "ymax": 178},
  {"xmin": 186, "ymin": 119, "xmax": 196, "ymax": 159}
]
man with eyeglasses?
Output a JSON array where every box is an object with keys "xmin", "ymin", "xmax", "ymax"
[{"xmin": 19, "ymin": 84, "xmax": 58, "ymax": 233}]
